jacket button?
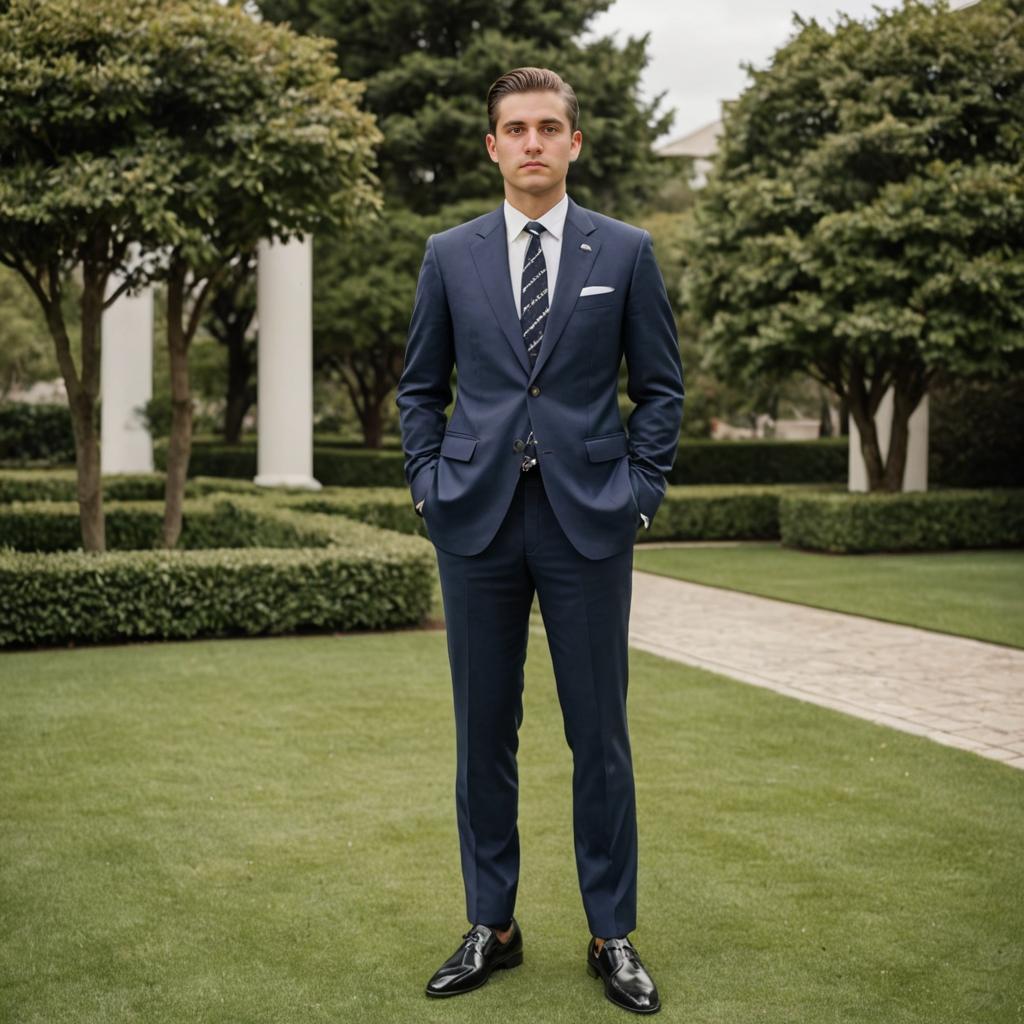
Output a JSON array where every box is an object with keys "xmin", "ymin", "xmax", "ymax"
[
  {"xmin": 529, "ymin": 385, "xmax": 541, "ymax": 396},
  {"xmin": 513, "ymin": 439, "xmax": 526, "ymax": 452}
]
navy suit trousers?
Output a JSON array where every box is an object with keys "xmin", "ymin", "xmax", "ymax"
[{"xmin": 433, "ymin": 465, "xmax": 638, "ymax": 939}]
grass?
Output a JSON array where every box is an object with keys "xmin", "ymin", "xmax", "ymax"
[
  {"xmin": 633, "ymin": 543, "xmax": 1024, "ymax": 648},
  {"xmin": 1, "ymin": 630, "xmax": 1022, "ymax": 1024}
]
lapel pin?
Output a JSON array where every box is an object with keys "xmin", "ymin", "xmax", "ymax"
[{"xmin": 580, "ymin": 243, "xmax": 592, "ymax": 251}]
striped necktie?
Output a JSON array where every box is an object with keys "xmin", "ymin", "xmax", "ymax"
[{"xmin": 520, "ymin": 221, "xmax": 549, "ymax": 368}]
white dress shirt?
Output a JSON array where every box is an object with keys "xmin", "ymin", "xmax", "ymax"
[{"xmin": 503, "ymin": 193, "xmax": 569, "ymax": 315}]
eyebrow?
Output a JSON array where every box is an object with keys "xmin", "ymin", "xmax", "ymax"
[{"xmin": 502, "ymin": 118, "xmax": 565, "ymax": 129}]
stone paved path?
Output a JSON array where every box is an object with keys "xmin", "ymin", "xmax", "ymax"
[{"xmin": 628, "ymin": 570, "xmax": 1024, "ymax": 770}]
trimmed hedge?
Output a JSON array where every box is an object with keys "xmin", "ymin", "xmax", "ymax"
[
  {"xmin": 0, "ymin": 469, "xmax": 169, "ymax": 503},
  {"xmin": 0, "ymin": 497, "xmax": 338, "ymax": 553},
  {"xmin": 152, "ymin": 437, "xmax": 852, "ymax": 487},
  {"xmin": 927, "ymin": 372, "xmax": 1024, "ymax": 488},
  {"xmin": 0, "ymin": 501, "xmax": 435, "ymax": 648},
  {"xmin": 273, "ymin": 488, "xmax": 429, "ymax": 538},
  {"xmin": 0, "ymin": 403, "xmax": 75, "ymax": 463},
  {"xmin": 780, "ymin": 489, "xmax": 1024, "ymax": 553},
  {"xmin": 641, "ymin": 484, "xmax": 808, "ymax": 541},
  {"xmin": 0, "ymin": 544, "xmax": 434, "ymax": 648},
  {"xmin": 153, "ymin": 441, "xmax": 410, "ymax": 487},
  {"xmin": 0, "ymin": 470, "xmax": 298, "ymax": 505},
  {"xmin": 668, "ymin": 438, "xmax": 847, "ymax": 485}
]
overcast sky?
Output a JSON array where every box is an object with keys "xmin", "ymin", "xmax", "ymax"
[{"xmin": 585, "ymin": 0, "xmax": 971, "ymax": 141}]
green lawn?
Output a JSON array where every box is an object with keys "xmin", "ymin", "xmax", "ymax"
[
  {"xmin": 1, "ymin": 631, "xmax": 1022, "ymax": 1024},
  {"xmin": 633, "ymin": 543, "xmax": 1024, "ymax": 648}
]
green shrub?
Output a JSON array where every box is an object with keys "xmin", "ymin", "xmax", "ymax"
[
  {"xmin": 643, "ymin": 485, "xmax": 808, "ymax": 541},
  {"xmin": 0, "ymin": 502, "xmax": 434, "ymax": 647},
  {"xmin": 273, "ymin": 488, "xmax": 428, "ymax": 538},
  {"xmin": 154, "ymin": 442, "xmax": 410, "ymax": 487},
  {"xmin": 0, "ymin": 542, "xmax": 434, "ymax": 648},
  {"xmin": 0, "ymin": 469, "xmax": 305, "ymax": 505},
  {"xmin": 186, "ymin": 476, "xmax": 265, "ymax": 497},
  {"xmin": 0, "ymin": 469, "xmax": 166, "ymax": 503},
  {"xmin": 667, "ymin": 438, "xmax": 848, "ymax": 485},
  {"xmin": 0, "ymin": 403, "xmax": 74, "ymax": 463},
  {"xmin": 0, "ymin": 496, "xmax": 369, "ymax": 553},
  {"xmin": 928, "ymin": 373, "xmax": 1024, "ymax": 488},
  {"xmin": 780, "ymin": 489, "xmax": 1024, "ymax": 553}
]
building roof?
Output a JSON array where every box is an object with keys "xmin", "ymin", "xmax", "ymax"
[{"xmin": 655, "ymin": 119, "xmax": 723, "ymax": 159}]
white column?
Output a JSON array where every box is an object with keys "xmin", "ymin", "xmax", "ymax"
[
  {"xmin": 101, "ymin": 253, "xmax": 154, "ymax": 475},
  {"xmin": 848, "ymin": 387, "xmax": 929, "ymax": 492},
  {"xmin": 254, "ymin": 234, "xmax": 321, "ymax": 490}
]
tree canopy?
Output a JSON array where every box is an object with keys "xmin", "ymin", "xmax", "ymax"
[
  {"xmin": 0, "ymin": 0, "xmax": 381, "ymax": 547},
  {"xmin": 258, "ymin": 0, "xmax": 672, "ymax": 214},
  {"xmin": 683, "ymin": 0, "xmax": 1024, "ymax": 490}
]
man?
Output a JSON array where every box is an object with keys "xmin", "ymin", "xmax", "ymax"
[{"xmin": 396, "ymin": 66, "xmax": 684, "ymax": 1015}]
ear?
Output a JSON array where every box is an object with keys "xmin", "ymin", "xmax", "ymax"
[
  {"xmin": 569, "ymin": 129, "xmax": 583, "ymax": 162},
  {"xmin": 485, "ymin": 133, "xmax": 499, "ymax": 164}
]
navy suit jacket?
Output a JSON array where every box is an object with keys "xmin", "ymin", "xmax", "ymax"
[{"xmin": 396, "ymin": 196, "xmax": 684, "ymax": 560}]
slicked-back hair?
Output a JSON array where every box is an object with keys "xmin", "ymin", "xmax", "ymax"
[{"xmin": 486, "ymin": 67, "xmax": 580, "ymax": 135}]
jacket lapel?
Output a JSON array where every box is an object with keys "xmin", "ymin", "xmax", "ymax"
[{"xmin": 470, "ymin": 207, "xmax": 531, "ymax": 376}]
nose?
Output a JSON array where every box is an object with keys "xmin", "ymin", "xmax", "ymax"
[{"xmin": 524, "ymin": 128, "xmax": 544, "ymax": 151}]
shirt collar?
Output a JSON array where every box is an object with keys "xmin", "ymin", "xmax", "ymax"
[{"xmin": 503, "ymin": 192, "xmax": 569, "ymax": 243}]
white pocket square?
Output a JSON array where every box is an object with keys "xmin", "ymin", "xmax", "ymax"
[{"xmin": 580, "ymin": 285, "xmax": 614, "ymax": 296}]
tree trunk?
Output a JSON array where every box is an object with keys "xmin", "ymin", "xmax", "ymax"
[
  {"xmin": 224, "ymin": 388, "xmax": 248, "ymax": 445},
  {"xmin": 359, "ymin": 400, "xmax": 383, "ymax": 449},
  {"xmin": 340, "ymin": 359, "xmax": 382, "ymax": 449},
  {"xmin": 45, "ymin": 262, "xmax": 106, "ymax": 551},
  {"xmin": 69, "ymin": 391, "xmax": 105, "ymax": 552},
  {"xmin": 337, "ymin": 347, "xmax": 405, "ymax": 449},
  {"xmin": 881, "ymin": 364, "xmax": 928, "ymax": 492},
  {"xmin": 847, "ymin": 358, "xmax": 927, "ymax": 492},
  {"xmin": 847, "ymin": 359, "xmax": 890, "ymax": 491},
  {"xmin": 6, "ymin": 231, "xmax": 127, "ymax": 551},
  {"xmin": 162, "ymin": 263, "xmax": 193, "ymax": 549},
  {"xmin": 162, "ymin": 256, "xmax": 223, "ymax": 547},
  {"xmin": 818, "ymin": 386, "xmax": 833, "ymax": 437}
]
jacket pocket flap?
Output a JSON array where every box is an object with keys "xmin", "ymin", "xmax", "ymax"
[
  {"xmin": 440, "ymin": 433, "xmax": 478, "ymax": 461},
  {"xmin": 584, "ymin": 431, "xmax": 628, "ymax": 462}
]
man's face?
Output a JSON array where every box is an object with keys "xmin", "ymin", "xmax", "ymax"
[{"xmin": 485, "ymin": 90, "xmax": 583, "ymax": 203}]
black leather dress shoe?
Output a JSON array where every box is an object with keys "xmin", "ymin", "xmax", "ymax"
[
  {"xmin": 587, "ymin": 936, "xmax": 660, "ymax": 1014},
  {"xmin": 425, "ymin": 919, "xmax": 523, "ymax": 998}
]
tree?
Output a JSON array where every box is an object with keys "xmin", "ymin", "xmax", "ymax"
[
  {"xmin": 0, "ymin": 1, "xmax": 158, "ymax": 549},
  {"xmin": 0, "ymin": 0, "xmax": 380, "ymax": 549},
  {"xmin": 147, "ymin": 3, "xmax": 381, "ymax": 546},
  {"xmin": 258, "ymin": 0, "xmax": 674, "ymax": 446},
  {"xmin": 312, "ymin": 200, "xmax": 486, "ymax": 447},
  {"xmin": 683, "ymin": 0, "xmax": 1024, "ymax": 490}
]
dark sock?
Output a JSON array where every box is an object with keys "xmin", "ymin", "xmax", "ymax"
[{"xmin": 483, "ymin": 919, "xmax": 513, "ymax": 937}]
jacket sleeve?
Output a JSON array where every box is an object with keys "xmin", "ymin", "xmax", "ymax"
[
  {"xmin": 622, "ymin": 230, "xmax": 685, "ymax": 525},
  {"xmin": 396, "ymin": 235, "xmax": 455, "ymax": 513}
]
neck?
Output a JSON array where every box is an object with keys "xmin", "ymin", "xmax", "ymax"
[{"xmin": 505, "ymin": 184, "xmax": 566, "ymax": 221}]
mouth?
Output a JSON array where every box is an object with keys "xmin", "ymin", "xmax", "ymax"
[{"xmin": 521, "ymin": 162, "xmax": 546, "ymax": 169}]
